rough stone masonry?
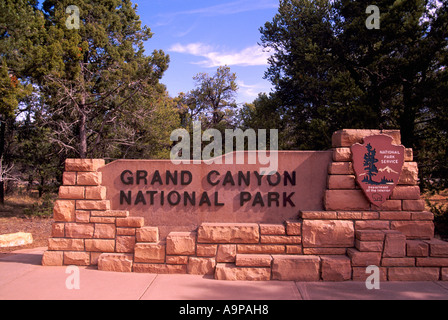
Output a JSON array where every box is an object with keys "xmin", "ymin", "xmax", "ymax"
[{"xmin": 42, "ymin": 129, "xmax": 448, "ymax": 281}]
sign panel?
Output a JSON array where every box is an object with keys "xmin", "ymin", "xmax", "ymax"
[
  {"xmin": 351, "ymin": 135, "xmax": 405, "ymax": 206},
  {"xmin": 100, "ymin": 151, "xmax": 332, "ymax": 237}
]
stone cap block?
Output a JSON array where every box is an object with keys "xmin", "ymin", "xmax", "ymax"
[
  {"xmin": 332, "ymin": 129, "xmax": 401, "ymax": 147},
  {"xmin": 65, "ymin": 159, "xmax": 105, "ymax": 172}
]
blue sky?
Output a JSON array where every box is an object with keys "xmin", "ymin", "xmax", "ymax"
[{"xmin": 133, "ymin": 0, "xmax": 279, "ymax": 104}]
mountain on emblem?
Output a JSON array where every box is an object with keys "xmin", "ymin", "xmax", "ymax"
[{"xmin": 351, "ymin": 134, "xmax": 405, "ymax": 206}]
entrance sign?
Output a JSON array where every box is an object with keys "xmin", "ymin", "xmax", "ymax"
[
  {"xmin": 99, "ymin": 151, "xmax": 332, "ymax": 238},
  {"xmin": 42, "ymin": 129, "xmax": 448, "ymax": 283},
  {"xmin": 351, "ymin": 134, "xmax": 405, "ymax": 206}
]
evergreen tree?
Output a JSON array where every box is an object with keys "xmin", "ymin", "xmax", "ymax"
[{"xmin": 33, "ymin": 0, "xmax": 171, "ymax": 159}]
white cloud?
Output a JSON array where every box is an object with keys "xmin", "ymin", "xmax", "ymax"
[
  {"xmin": 237, "ymin": 80, "xmax": 272, "ymax": 102},
  {"xmin": 169, "ymin": 43, "xmax": 271, "ymax": 68}
]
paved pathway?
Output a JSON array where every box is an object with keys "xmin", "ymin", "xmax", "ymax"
[{"xmin": 1, "ymin": 247, "xmax": 448, "ymax": 300}]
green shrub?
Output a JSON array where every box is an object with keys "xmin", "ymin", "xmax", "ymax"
[
  {"xmin": 23, "ymin": 193, "xmax": 55, "ymax": 218},
  {"xmin": 427, "ymin": 200, "xmax": 448, "ymax": 240}
]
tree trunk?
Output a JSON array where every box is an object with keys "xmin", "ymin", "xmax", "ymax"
[
  {"xmin": 0, "ymin": 119, "xmax": 6, "ymax": 205},
  {"xmin": 79, "ymin": 110, "xmax": 87, "ymax": 159}
]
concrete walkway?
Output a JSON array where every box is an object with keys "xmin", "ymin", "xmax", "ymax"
[{"xmin": 1, "ymin": 247, "xmax": 448, "ymax": 300}]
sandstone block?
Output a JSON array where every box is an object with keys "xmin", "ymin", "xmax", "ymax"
[
  {"xmin": 237, "ymin": 244, "xmax": 285, "ymax": 254},
  {"xmin": 52, "ymin": 223, "xmax": 65, "ymax": 238},
  {"xmin": 332, "ymin": 129, "xmax": 400, "ymax": 147},
  {"xmin": 383, "ymin": 231, "xmax": 406, "ymax": 258},
  {"xmin": 63, "ymin": 251, "xmax": 90, "ymax": 266},
  {"xmin": 362, "ymin": 211, "xmax": 380, "ymax": 219},
  {"xmin": 215, "ymin": 264, "xmax": 271, "ymax": 281},
  {"xmin": 166, "ymin": 256, "xmax": 189, "ymax": 265},
  {"xmin": 134, "ymin": 242, "xmax": 165, "ymax": 263},
  {"xmin": 355, "ymin": 230, "xmax": 385, "ymax": 241},
  {"xmin": 197, "ymin": 223, "xmax": 259, "ymax": 244},
  {"xmin": 41, "ymin": 251, "xmax": 64, "ymax": 266},
  {"xmin": 187, "ymin": 257, "xmax": 216, "ymax": 275},
  {"xmin": 133, "ymin": 263, "xmax": 187, "ymax": 274},
  {"xmin": 91, "ymin": 210, "xmax": 129, "ymax": 217},
  {"xmin": 0, "ymin": 232, "xmax": 33, "ymax": 248},
  {"xmin": 379, "ymin": 211, "xmax": 411, "ymax": 220},
  {"xmin": 355, "ymin": 239, "xmax": 383, "ymax": 252},
  {"xmin": 338, "ymin": 211, "xmax": 363, "ymax": 219},
  {"xmin": 302, "ymin": 220, "xmax": 354, "ymax": 248},
  {"xmin": 196, "ymin": 244, "xmax": 218, "ymax": 257},
  {"xmin": 76, "ymin": 172, "xmax": 102, "ymax": 186},
  {"xmin": 406, "ymin": 240, "xmax": 429, "ymax": 257},
  {"xmin": 300, "ymin": 211, "xmax": 338, "ymax": 220},
  {"xmin": 76, "ymin": 200, "xmax": 110, "ymax": 211},
  {"xmin": 48, "ymin": 238, "xmax": 84, "ymax": 251},
  {"xmin": 416, "ymin": 257, "xmax": 448, "ymax": 267},
  {"xmin": 411, "ymin": 212, "xmax": 434, "ymax": 221},
  {"xmin": 325, "ymin": 190, "xmax": 370, "ymax": 211},
  {"xmin": 65, "ymin": 159, "xmax": 105, "ymax": 172},
  {"xmin": 85, "ymin": 239, "xmax": 115, "ymax": 252},
  {"xmin": 63, "ymin": 172, "xmax": 77, "ymax": 186},
  {"xmin": 303, "ymin": 247, "xmax": 347, "ymax": 255},
  {"xmin": 116, "ymin": 217, "xmax": 145, "ymax": 228},
  {"xmin": 260, "ymin": 224, "xmax": 285, "ymax": 235},
  {"xmin": 98, "ymin": 253, "xmax": 133, "ymax": 272},
  {"xmin": 399, "ymin": 162, "xmax": 419, "ymax": 185},
  {"xmin": 391, "ymin": 221, "xmax": 434, "ymax": 239},
  {"xmin": 94, "ymin": 224, "xmax": 116, "ymax": 239},
  {"xmin": 285, "ymin": 221, "xmax": 301, "ymax": 236},
  {"xmin": 390, "ymin": 186, "xmax": 421, "ymax": 200},
  {"xmin": 347, "ymin": 248, "xmax": 381, "ymax": 267},
  {"xmin": 117, "ymin": 228, "xmax": 136, "ymax": 236},
  {"xmin": 53, "ymin": 200, "xmax": 76, "ymax": 222},
  {"xmin": 75, "ymin": 211, "xmax": 90, "ymax": 223},
  {"xmin": 90, "ymin": 217, "xmax": 115, "ymax": 224},
  {"xmin": 136, "ymin": 227, "xmax": 159, "ymax": 243},
  {"xmin": 166, "ymin": 232, "xmax": 196, "ymax": 255},
  {"xmin": 403, "ymin": 200, "xmax": 426, "ymax": 211},
  {"xmin": 85, "ymin": 186, "xmax": 107, "ymax": 200},
  {"xmin": 260, "ymin": 235, "xmax": 301, "ymax": 244},
  {"xmin": 216, "ymin": 244, "xmax": 236, "ymax": 263},
  {"xmin": 236, "ymin": 254, "xmax": 272, "ymax": 267},
  {"xmin": 58, "ymin": 186, "xmax": 85, "ymax": 200},
  {"xmin": 65, "ymin": 223, "xmax": 94, "ymax": 239},
  {"xmin": 286, "ymin": 245, "xmax": 302, "ymax": 254},
  {"xmin": 355, "ymin": 220, "xmax": 390, "ymax": 231},
  {"xmin": 332, "ymin": 147, "xmax": 352, "ymax": 162},
  {"xmin": 426, "ymin": 239, "xmax": 448, "ymax": 257},
  {"xmin": 116, "ymin": 235, "xmax": 136, "ymax": 253},
  {"xmin": 371, "ymin": 200, "xmax": 402, "ymax": 211},
  {"xmin": 388, "ymin": 267, "xmax": 439, "ymax": 281},
  {"xmin": 271, "ymin": 255, "xmax": 320, "ymax": 281},
  {"xmin": 328, "ymin": 162, "xmax": 354, "ymax": 175},
  {"xmin": 327, "ymin": 175, "xmax": 356, "ymax": 189},
  {"xmin": 381, "ymin": 258, "xmax": 415, "ymax": 267},
  {"xmin": 321, "ymin": 255, "xmax": 352, "ymax": 281}
]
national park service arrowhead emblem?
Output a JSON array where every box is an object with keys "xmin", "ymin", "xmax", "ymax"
[{"xmin": 351, "ymin": 134, "xmax": 405, "ymax": 206}]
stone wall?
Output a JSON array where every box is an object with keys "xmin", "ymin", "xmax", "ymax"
[{"xmin": 42, "ymin": 129, "xmax": 448, "ymax": 281}]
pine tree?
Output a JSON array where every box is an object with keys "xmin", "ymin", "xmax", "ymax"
[{"xmin": 363, "ymin": 143, "xmax": 378, "ymax": 184}]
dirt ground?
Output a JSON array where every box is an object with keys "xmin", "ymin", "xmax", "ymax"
[{"xmin": 0, "ymin": 195, "xmax": 53, "ymax": 253}]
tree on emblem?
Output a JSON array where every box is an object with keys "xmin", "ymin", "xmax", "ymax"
[{"xmin": 363, "ymin": 143, "xmax": 379, "ymax": 184}]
